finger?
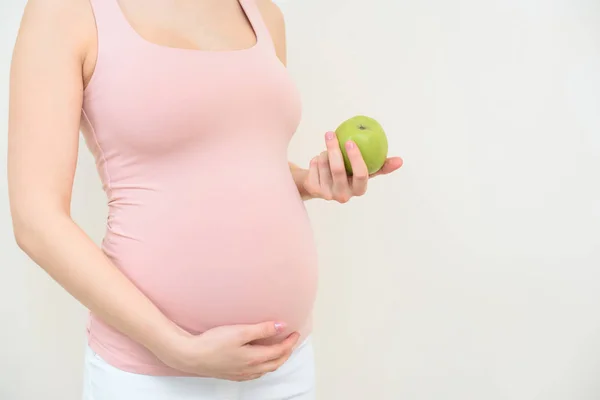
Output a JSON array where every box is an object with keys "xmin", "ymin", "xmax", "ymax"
[
  {"xmin": 317, "ymin": 151, "xmax": 333, "ymax": 200},
  {"xmin": 370, "ymin": 157, "xmax": 403, "ymax": 177},
  {"xmin": 254, "ymin": 351, "xmax": 293, "ymax": 375},
  {"xmin": 345, "ymin": 141, "xmax": 368, "ymax": 196},
  {"xmin": 239, "ymin": 321, "xmax": 286, "ymax": 344},
  {"xmin": 245, "ymin": 332, "xmax": 300, "ymax": 364},
  {"xmin": 231, "ymin": 373, "xmax": 264, "ymax": 382},
  {"xmin": 304, "ymin": 157, "xmax": 321, "ymax": 197},
  {"xmin": 324, "ymin": 131, "xmax": 351, "ymax": 193},
  {"xmin": 238, "ymin": 372, "xmax": 265, "ymax": 381}
]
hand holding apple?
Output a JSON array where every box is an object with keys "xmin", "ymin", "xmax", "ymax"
[{"xmin": 299, "ymin": 116, "xmax": 403, "ymax": 203}]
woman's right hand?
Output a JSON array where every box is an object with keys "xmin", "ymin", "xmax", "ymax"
[{"xmin": 155, "ymin": 322, "xmax": 300, "ymax": 381}]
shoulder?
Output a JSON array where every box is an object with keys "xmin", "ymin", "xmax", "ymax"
[
  {"xmin": 254, "ymin": 0, "xmax": 287, "ymax": 65},
  {"xmin": 17, "ymin": 0, "xmax": 96, "ymax": 62},
  {"xmin": 255, "ymin": 0, "xmax": 286, "ymax": 39},
  {"xmin": 20, "ymin": 0, "xmax": 95, "ymax": 37}
]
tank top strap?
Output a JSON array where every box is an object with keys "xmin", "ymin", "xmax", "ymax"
[
  {"xmin": 239, "ymin": 0, "xmax": 277, "ymax": 54},
  {"xmin": 88, "ymin": 0, "xmax": 138, "ymax": 49}
]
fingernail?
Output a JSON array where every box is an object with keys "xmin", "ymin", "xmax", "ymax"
[
  {"xmin": 325, "ymin": 131, "xmax": 335, "ymax": 141},
  {"xmin": 346, "ymin": 141, "xmax": 356, "ymax": 150},
  {"xmin": 275, "ymin": 323, "xmax": 286, "ymax": 332}
]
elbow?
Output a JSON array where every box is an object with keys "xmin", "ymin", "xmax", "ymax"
[
  {"xmin": 10, "ymin": 208, "xmax": 53, "ymax": 254},
  {"xmin": 9, "ymin": 195, "xmax": 70, "ymax": 253},
  {"xmin": 11, "ymin": 205, "xmax": 70, "ymax": 253},
  {"xmin": 12, "ymin": 215, "xmax": 36, "ymax": 253}
]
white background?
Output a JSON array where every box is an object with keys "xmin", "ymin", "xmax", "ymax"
[{"xmin": 2, "ymin": 0, "xmax": 600, "ymax": 399}]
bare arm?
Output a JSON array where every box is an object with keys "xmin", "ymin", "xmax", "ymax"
[
  {"xmin": 8, "ymin": 0, "xmax": 184, "ymax": 358},
  {"xmin": 258, "ymin": 1, "xmax": 403, "ymax": 203}
]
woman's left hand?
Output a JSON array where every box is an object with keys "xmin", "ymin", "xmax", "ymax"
[{"xmin": 297, "ymin": 131, "xmax": 403, "ymax": 203}]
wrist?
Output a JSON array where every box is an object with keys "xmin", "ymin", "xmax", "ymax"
[
  {"xmin": 148, "ymin": 323, "xmax": 213, "ymax": 375},
  {"xmin": 144, "ymin": 319, "xmax": 192, "ymax": 361},
  {"xmin": 289, "ymin": 162, "xmax": 313, "ymax": 200}
]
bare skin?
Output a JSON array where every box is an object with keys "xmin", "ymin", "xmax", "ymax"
[{"xmin": 8, "ymin": 0, "xmax": 402, "ymax": 381}]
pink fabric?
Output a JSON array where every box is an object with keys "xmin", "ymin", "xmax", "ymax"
[{"xmin": 80, "ymin": 0, "xmax": 318, "ymax": 375}]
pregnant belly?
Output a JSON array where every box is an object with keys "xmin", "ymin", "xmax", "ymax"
[{"xmin": 102, "ymin": 172, "xmax": 319, "ymax": 341}]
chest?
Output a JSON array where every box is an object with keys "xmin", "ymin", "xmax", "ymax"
[
  {"xmin": 116, "ymin": 0, "xmax": 258, "ymax": 51},
  {"xmin": 82, "ymin": 0, "xmax": 301, "ymax": 157}
]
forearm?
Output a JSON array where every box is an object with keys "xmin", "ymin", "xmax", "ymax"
[
  {"xmin": 13, "ymin": 210, "xmax": 185, "ymax": 355},
  {"xmin": 288, "ymin": 162, "xmax": 313, "ymax": 200}
]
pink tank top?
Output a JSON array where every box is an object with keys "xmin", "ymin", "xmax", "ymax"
[{"xmin": 80, "ymin": 0, "xmax": 318, "ymax": 375}]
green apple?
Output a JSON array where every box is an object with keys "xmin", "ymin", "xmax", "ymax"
[{"xmin": 335, "ymin": 115, "xmax": 388, "ymax": 175}]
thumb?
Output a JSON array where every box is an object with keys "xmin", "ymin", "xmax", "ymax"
[
  {"xmin": 240, "ymin": 321, "xmax": 286, "ymax": 343},
  {"xmin": 370, "ymin": 157, "xmax": 403, "ymax": 177}
]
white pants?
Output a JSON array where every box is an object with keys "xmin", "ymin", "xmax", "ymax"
[{"xmin": 82, "ymin": 337, "xmax": 316, "ymax": 400}]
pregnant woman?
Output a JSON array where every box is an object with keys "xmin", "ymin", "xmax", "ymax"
[{"xmin": 7, "ymin": 0, "xmax": 402, "ymax": 399}]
